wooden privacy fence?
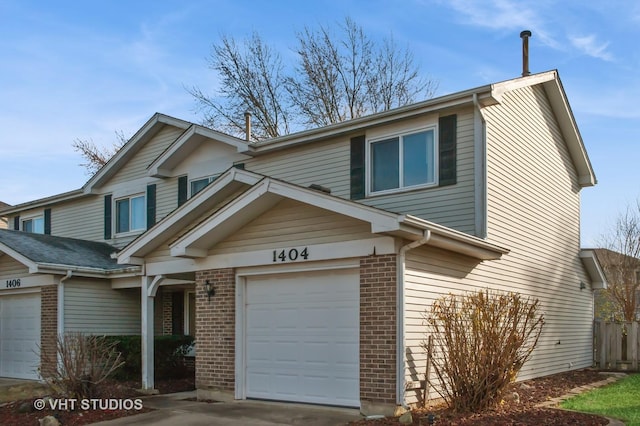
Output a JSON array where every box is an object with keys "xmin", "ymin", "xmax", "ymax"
[{"xmin": 594, "ymin": 320, "xmax": 639, "ymax": 371}]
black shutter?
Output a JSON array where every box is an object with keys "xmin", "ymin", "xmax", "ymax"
[
  {"xmin": 439, "ymin": 114, "xmax": 457, "ymax": 186},
  {"xmin": 146, "ymin": 184, "xmax": 156, "ymax": 229},
  {"xmin": 104, "ymin": 195, "xmax": 112, "ymax": 240},
  {"xmin": 13, "ymin": 216, "xmax": 20, "ymax": 231},
  {"xmin": 178, "ymin": 176, "xmax": 188, "ymax": 207},
  {"xmin": 350, "ymin": 135, "xmax": 366, "ymax": 200},
  {"xmin": 44, "ymin": 208, "xmax": 51, "ymax": 235}
]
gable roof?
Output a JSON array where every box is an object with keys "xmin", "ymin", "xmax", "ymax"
[
  {"xmin": 83, "ymin": 113, "xmax": 192, "ymax": 193},
  {"xmin": 118, "ymin": 169, "xmax": 508, "ymax": 265},
  {"xmin": 147, "ymin": 124, "xmax": 250, "ymax": 178},
  {"xmin": 0, "ymin": 229, "xmax": 139, "ymax": 276}
]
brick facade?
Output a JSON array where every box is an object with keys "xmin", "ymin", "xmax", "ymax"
[
  {"xmin": 360, "ymin": 254, "xmax": 397, "ymax": 405},
  {"xmin": 40, "ymin": 285, "xmax": 58, "ymax": 378},
  {"xmin": 195, "ymin": 268, "xmax": 235, "ymax": 394}
]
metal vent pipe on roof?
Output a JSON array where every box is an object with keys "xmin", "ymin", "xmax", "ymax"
[
  {"xmin": 520, "ymin": 30, "xmax": 532, "ymax": 77},
  {"xmin": 244, "ymin": 110, "xmax": 251, "ymax": 142}
]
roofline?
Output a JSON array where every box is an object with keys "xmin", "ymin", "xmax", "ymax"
[
  {"xmin": 0, "ymin": 188, "xmax": 85, "ymax": 215},
  {"xmin": 147, "ymin": 124, "xmax": 250, "ymax": 177},
  {"xmin": 247, "ymin": 83, "xmax": 497, "ymax": 154},
  {"xmin": 83, "ymin": 113, "xmax": 192, "ymax": 193},
  {"xmin": 579, "ymin": 249, "xmax": 608, "ymax": 289}
]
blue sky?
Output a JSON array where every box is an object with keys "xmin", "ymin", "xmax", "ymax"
[{"xmin": 0, "ymin": 0, "xmax": 638, "ymax": 247}]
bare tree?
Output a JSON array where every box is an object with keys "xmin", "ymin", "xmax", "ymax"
[
  {"xmin": 191, "ymin": 17, "xmax": 438, "ymax": 139},
  {"xmin": 72, "ymin": 130, "xmax": 128, "ymax": 175},
  {"xmin": 188, "ymin": 32, "xmax": 290, "ymax": 140},
  {"xmin": 597, "ymin": 201, "xmax": 640, "ymax": 321}
]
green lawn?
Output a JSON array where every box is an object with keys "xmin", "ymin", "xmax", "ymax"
[{"xmin": 561, "ymin": 374, "xmax": 640, "ymax": 425}]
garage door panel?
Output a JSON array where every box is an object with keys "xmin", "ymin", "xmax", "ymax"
[
  {"xmin": 0, "ymin": 293, "xmax": 41, "ymax": 380},
  {"xmin": 245, "ymin": 268, "xmax": 359, "ymax": 407}
]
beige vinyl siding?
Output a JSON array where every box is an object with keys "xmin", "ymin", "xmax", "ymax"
[
  {"xmin": 401, "ymin": 85, "xmax": 593, "ymax": 405},
  {"xmin": 106, "ymin": 126, "xmax": 184, "ymax": 186},
  {"xmin": 156, "ymin": 176, "xmax": 179, "ymax": 222},
  {"xmin": 51, "ymin": 196, "xmax": 104, "ymax": 241},
  {"xmin": 209, "ymin": 199, "xmax": 373, "ymax": 255},
  {"xmin": 245, "ymin": 110, "xmax": 477, "ymax": 234},
  {"xmin": 0, "ymin": 256, "xmax": 29, "ymax": 278},
  {"xmin": 64, "ymin": 279, "xmax": 140, "ymax": 334}
]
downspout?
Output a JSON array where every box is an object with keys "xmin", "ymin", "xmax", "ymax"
[
  {"xmin": 58, "ymin": 270, "xmax": 73, "ymax": 337},
  {"xmin": 473, "ymin": 93, "xmax": 488, "ymax": 239},
  {"xmin": 396, "ymin": 230, "xmax": 431, "ymax": 407}
]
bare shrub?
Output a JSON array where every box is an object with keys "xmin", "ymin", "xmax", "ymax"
[
  {"xmin": 424, "ymin": 289, "xmax": 544, "ymax": 412},
  {"xmin": 40, "ymin": 333, "xmax": 124, "ymax": 399}
]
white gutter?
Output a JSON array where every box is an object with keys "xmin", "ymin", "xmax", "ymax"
[
  {"xmin": 396, "ymin": 230, "xmax": 431, "ymax": 406},
  {"xmin": 57, "ymin": 270, "xmax": 72, "ymax": 338},
  {"xmin": 472, "ymin": 93, "xmax": 488, "ymax": 239}
]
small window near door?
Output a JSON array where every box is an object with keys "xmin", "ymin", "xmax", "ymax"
[{"xmin": 185, "ymin": 292, "xmax": 196, "ymax": 336}]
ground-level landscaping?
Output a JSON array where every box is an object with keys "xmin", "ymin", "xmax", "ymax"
[
  {"xmin": 561, "ymin": 373, "xmax": 640, "ymax": 426},
  {"xmin": 351, "ymin": 369, "xmax": 618, "ymax": 425}
]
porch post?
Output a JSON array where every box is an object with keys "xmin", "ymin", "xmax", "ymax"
[{"xmin": 141, "ymin": 276, "xmax": 155, "ymax": 391}]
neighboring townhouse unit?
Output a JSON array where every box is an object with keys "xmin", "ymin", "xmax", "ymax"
[
  {"xmin": 592, "ymin": 248, "xmax": 640, "ymax": 321},
  {"xmin": 0, "ymin": 70, "xmax": 606, "ymax": 415},
  {"xmin": 0, "ymin": 202, "xmax": 8, "ymax": 229}
]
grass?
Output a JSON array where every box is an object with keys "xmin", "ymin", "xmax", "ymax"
[{"xmin": 561, "ymin": 374, "xmax": 640, "ymax": 425}]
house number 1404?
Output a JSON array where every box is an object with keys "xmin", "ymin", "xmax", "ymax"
[{"xmin": 272, "ymin": 247, "xmax": 309, "ymax": 262}]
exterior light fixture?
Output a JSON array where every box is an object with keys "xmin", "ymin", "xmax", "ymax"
[
  {"xmin": 579, "ymin": 281, "xmax": 586, "ymax": 290},
  {"xmin": 204, "ymin": 279, "xmax": 215, "ymax": 301}
]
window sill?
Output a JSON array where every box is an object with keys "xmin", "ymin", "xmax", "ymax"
[{"xmin": 366, "ymin": 182, "xmax": 439, "ymax": 198}]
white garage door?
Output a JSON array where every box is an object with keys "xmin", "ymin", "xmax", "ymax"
[
  {"xmin": 0, "ymin": 293, "xmax": 41, "ymax": 379},
  {"xmin": 245, "ymin": 268, "xmax": 359, "ymax": 407}
]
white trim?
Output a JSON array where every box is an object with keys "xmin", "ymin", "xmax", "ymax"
[
  {"xmin": 150, "ymin": 237, "xmax": 395, "ymax": 276},
  {"xmin": 234, "ymin": 260, "xmax": 360, "ymax": 402},
  {"xmin": 0, "ymin": 274, "xmax": 57, "ymax": 291},
  {"xmin": 183, "ymin": 290, "xmax": 195, "ymax": 335},
  {"xmin": 0, "ymin": 287, "xmax": 41, "ymax": 297},
  {"xmin": 365, "ymin": 125, "xmax": 438, "ymax": 197}
]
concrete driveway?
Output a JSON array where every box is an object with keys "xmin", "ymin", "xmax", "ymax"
[{"xmin": 91, "ymin": 392, "xmax": 363, "ymax": 426}]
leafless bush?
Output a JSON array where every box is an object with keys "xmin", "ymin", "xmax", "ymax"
[
  {"xmin": 424, "ymin": 289, "xmax": 544, "ymax": 412},
  {"xmin": 40, "ymin": 333, "xmax": 124, "ymax": 399}
]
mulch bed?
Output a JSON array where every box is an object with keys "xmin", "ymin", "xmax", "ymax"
[
  {"xmin": 0, "ymin": 377, "xmax": 195, "ymax": 426},
  {"xmin": 351, "ymin": 369, "xmax": 613, "ymax": 425}
]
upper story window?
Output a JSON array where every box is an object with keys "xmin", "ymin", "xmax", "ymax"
[
  {"xmin": 190, "ymin": 175, "xmax": 219, "ymax": 197},
  {"xmin": 115, "ymin": 194, "xmax": 145, "ymax": 234},
  {"xmin": 22, "ymin": 216, "xmax": 44, "ymax": 234},
  {"xmin": 368, "ymin": 127, "xmax": 436, "ymax": 195}
]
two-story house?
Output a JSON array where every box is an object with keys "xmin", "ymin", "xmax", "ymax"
[{"xmin": 0, "ymin": 69, "xmax": 606, "ymax": 415}]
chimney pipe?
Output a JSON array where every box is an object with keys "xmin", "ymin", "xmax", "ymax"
[
  {"xmin": 520, "ymin": 30, "xmax": 532, "ymax": 77},
  {"xmin": 244, "ymin": 110, "xmax": 251, "ymax": 142}
]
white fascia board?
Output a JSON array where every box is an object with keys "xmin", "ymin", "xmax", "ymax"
[
  {"xmin": 267, "ymin": 180, "xmax": 405, "ymax": 234},
  {"xmin": 169, "ymin": 180, "xmax": 274, "ymax": 256},
  {"xmin": 490, "ymin": 71, "xmax": 557, "ymax": 103},
  {"xmin": 117, "ymin": 168, "xmax": 263, "ymax": 262},
  {"xmin": 148, "ymin": 125, "xmax": 251, "ymax": 178},
  {"xmin": 402, "ymin": 215, "xmax": 508, "ymax": 260},
  {"xmin": 580, "ymin": 250, "xmax": 608, "ymax": 289},
  {"xmin": 150, "ymin": 237, "xmax": 396, "ymax": 276},
  {"xmin": 0, "ymin": 243, "xmax": 37, "ymax": 271},
  {"xmin": 84, "ymin": 113, "xmax": 191, "ymax": 193},
  {"xmin": 251, "ymin": 88, "xmax": 496, "ymax": 154}
]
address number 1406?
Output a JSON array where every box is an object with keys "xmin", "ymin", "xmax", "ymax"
[{"xmin": 272, "ymin": 247, "xmax": 309, "ymax": 262}]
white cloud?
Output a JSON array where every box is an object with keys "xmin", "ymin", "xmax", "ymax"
[{"xmin": 568, "ymin": 34, "xmax": 614, "ymax": 61}]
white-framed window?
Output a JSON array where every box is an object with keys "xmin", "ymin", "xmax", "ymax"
[
  {"xmin": 22, "ymin": 216, "xmax": 44, "ymax": 234},
  {"xmin": 115, "ymin": 194, "xmax": 145, "ymax": 234},
  {"xmin": 190, "ymin": 175, "xmax": 219, "ymax": 197},
  {"xmin": 367, "ymin": 127, "xmax": 437, "ymax": 195}
]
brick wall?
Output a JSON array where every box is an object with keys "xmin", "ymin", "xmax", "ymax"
[
  {"xmin": 195, "ymin": 268, "xmax": 235, "ymax": 392},
  {"xmin": 40, "ymin": 285, "xmax": 58, "ymax": 378},
  {"xmin": 360, "ymin": 254, "xmax": 397, "ymax": 405}
]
